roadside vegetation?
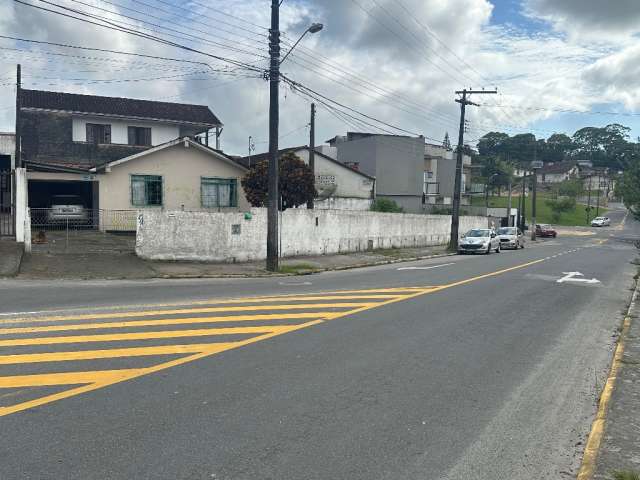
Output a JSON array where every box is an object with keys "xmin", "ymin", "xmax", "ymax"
[
  {"xmin": 370, "ymin": 198, "xmax": 404, "ymax": 213},
  {"xmin": 472, "ymin": 193, "xmax": 606, "ymax": 226}
]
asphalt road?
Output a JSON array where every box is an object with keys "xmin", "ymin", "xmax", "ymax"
[{"xmin": 0, "ymin": 207, "xmax": 638, "ymax": 480}]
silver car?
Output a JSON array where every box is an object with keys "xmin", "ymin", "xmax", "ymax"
[
  {"xmin": 591, "ymin": 216, "xmax": 611, "ymax": 227},
  {"xmin": 47, "ymin": 195, "xmax": 89, "ymax": 224},
  {"xmin": 458, "ymin": 228, "xmax": 501, "ymax": 254},
  {"xmin": 496, "ymin": 226, "xmax": 525, "ymax": 249}
]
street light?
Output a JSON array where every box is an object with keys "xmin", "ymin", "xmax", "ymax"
[
  {"xmin": 266, "ymin": 9, "xmax": 323, "ymax": 272},
  {"xmin": 280, "ymin": 23, "xmax": 323, "ymax": 65}
]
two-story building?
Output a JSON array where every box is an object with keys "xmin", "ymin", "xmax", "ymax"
[
  {"xmin": 19, "ymin": 89, "xmax": 251, "ymax": 226},
  {"xmin": 423, "ymin": 143, "xmax": 472, "ymax": 207},
  {"xmin": 328, "ymin": 132, "xmax": 426, "ymax": 213}
]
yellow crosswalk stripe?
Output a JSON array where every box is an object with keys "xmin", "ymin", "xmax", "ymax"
[
  {"xmin": 0, "ymin": 342, "xmax": 239, "ymax": 365},
  {"xmin": 0, "ymin": 325, "xmax": 301, "ymax": 348},
  {"xmin": 0, "ymin": 312, "xmax": 332, "ymax": 336},
  {"xmin": 0, "ymin": 369, "xmax": 145, "ymax": 388},
  {"xmin": 0, "ymin": 302, "xmax": 377, "ymax": 325}
]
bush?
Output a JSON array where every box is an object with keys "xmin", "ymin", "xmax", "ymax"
[
  {"xmin": 546, "ymin": 196, "xmax": 576, "ymax": 222},
  {"xmin": 371, "ymin": 198, "xmax": 403, "ymax": 213}
]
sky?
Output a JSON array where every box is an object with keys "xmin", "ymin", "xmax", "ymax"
[{"xmin": 1, "ymin": 0, "xmax": 640, "ymax": 156}]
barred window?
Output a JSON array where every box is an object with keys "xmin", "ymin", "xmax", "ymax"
[
  {"xmin": 131, "ymin": 175, "xmax": 163, "ymax": 206},
  {"xmin": 86, "ymin": 123, "xmax": 111, "ymax": 144},
  {"xmin": 201, "ymin": 177, "xmax": 237, "ymax": 208},
  {"xmin": 128, "ymin": 126, "xmax": 152, "ymax": 146}
]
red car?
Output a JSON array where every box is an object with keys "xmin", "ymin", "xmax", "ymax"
[{"xmin": 536, "ymin": 224, "xmax": 557, "ymax": 238}]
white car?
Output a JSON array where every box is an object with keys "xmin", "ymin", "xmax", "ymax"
[
  {"xmin": 496, "ymin": 226, "xmax": 525, "ymax": 249},
  {"xmin": 591, "ymin": 216, "xmax": 611, "ymax": 227},
  {"xmin": 458, "ymin": 228, "xmax": 501, "ymax": 255}
]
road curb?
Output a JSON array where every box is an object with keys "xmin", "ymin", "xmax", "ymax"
[
  {"xmin": 576, "ymin": 279, "xmax": 639, "ymax": 480},
  {"xmin": 150, "ymin": 251, "xmax": 457, "ymax": 279}
]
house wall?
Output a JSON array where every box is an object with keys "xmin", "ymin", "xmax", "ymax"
[
  {"xmin": 136, "ymin": 208, "xmax": 489, "ymax": 262},
  {"xmin": 21, "ymin": 110, "xmax": 150, "ymax": 167},
  {"xmin": 336, "ymin": 135, "xmax": 424, "ymax": 212},
  {"xmin": 98, "ymin": 142, "xmax": 251, "ymax": 212},
  {"xmin": 291, "ymin": 148, "xmax": 374, "ymax": 199},
  {"xmin": 72, "ymin": 116, "xmax": 180, "ymax": 146}
]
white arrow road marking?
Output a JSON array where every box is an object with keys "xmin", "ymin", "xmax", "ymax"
[
  {"xmin": 397, "ymin": 263, "xmax": 456, "ymax": 271},
  {"xmin": 556, "ymin": 272, "xmax": 600, "ymax": 284},
  {"xmin": 278, "ymin": 281, "xmax": 313, "ymax": 286}
]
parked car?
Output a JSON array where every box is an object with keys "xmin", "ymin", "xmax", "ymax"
[
  {"xmin": 591, "ymin": 216, "xmax": 611, "ymax": 227},
  {"xmin": 458, "ymin": 228, "xmax": 501, "ymax": 254},
  {"xmin": 535, "ymin": 224, "xmax": 557, "ymax": 238},
  {"xmin": 496, "ymin": 226, "xmax": 525, "ymax": 249},
  {"xmin": 47, "ymin": 195, "xmax": 89, "ymax": 224}
]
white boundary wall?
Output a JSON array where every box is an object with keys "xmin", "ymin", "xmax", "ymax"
[{"xmin": 136, "ymin": 209, "xmax": 488, "ymax": 262}]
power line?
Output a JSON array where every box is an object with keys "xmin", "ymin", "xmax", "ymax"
[{"xmin": 13, "ymin": 0, "xmax": 265, "ymax": 73}]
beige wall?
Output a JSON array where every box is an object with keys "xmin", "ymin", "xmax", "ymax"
[{"xmin": 99, "ymin": 142, "xmax": 250, "ymax": 212}]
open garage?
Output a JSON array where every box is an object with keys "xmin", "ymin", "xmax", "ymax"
[{"xmin": 28, "ymin": 179, "xmax": 97, "ymax": 209}]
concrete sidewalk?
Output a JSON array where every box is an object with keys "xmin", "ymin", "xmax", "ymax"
[
  {"xmin": 593, "ymin": 279, "xmax": 640, "ymax": 479},
  {"xmin": 16, "ymin": 245, "xmax": 452, "ymax": 280}
]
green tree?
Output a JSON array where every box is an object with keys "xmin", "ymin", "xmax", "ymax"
[
  {"xmin": 477, "ymin": 132, "xmax": 509, "ymax": 157},
  {"xmin": 545, "ymin": 133, "xmax": 574, "ymax": 162},
  {"xmin": 370, "ymin": 198, "xmax": 403, "ymax": 213},
  {"xmin": 618, "ymin": 158, "xmax": 640, "ymax": 218},
  {"xmin": 241, "ymin": 152, "xmax": 317, "ymax": 209}
]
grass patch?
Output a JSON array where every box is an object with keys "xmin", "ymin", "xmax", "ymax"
[
  {"xmin": 278, "ymin": 263, "xmax": 319, "ymax": 274},
  {"xmin": 613, "ymin": 471, "xmax": 640, "ymax": 480},
  {"xmin": 471, "ymin": 194, "xmax": 607, "ymax": 226}
]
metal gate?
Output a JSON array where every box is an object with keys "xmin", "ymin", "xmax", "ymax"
[{"xmin": 0, "ymin": 170, "xmax": 14, "ymax": 237}]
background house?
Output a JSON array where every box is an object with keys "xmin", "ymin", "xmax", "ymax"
[
  {"xmin": 536, "ymin": 162, "xmax": 579, "ymax": 184},
  {"xmin": 328, "ymin": 132, "xmax": 425, "ymax": 213},
  {"xmin": 240, "ymin": 146, "xmax": 375, "ymax": 210}
]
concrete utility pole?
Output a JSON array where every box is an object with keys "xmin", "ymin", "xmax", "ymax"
[
  {"xmin": 520, "ymin": 171, "xmax": 527, "ymax": 232},
  {"xmin": 586, "ymin": 175, "xmax": 593, "ymax": 224},
  {"xmin": 15, "ymin": 64, "xmax": 21, "ymax": 169},
  {"xmin": 307, "ymin": 102, "xmax": 315, "ymax": 209},
  {"xmin": 449, "ymin": 88, "xmax": 497, "ymax": 251},
  {"xmin": 266, "ymin": 0, "xmax": 281, "ymax": 272},
  {"xmin": 506, "ymin": 178, "xmax": 512, "ymax": 227}
]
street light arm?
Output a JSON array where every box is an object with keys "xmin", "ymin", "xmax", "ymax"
[{"xmin": 280, "ymin": 23, "xmax": 323, "ymax": 66}]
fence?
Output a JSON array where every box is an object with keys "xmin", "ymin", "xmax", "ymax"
[
  {"xmin": 30, "ymin": 208, "xmax": 136, "ymax": 254},
  {"xmin": 0, "ymin": 170, "xmax": 14, "ymax": 237},
  {"xmin": 30, "ymin": 208, "xmax": 136, "ymax": 232}
]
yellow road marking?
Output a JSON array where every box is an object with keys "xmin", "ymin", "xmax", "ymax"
[
  {"xmin": 0, "ymin": 369, "xmax": 145, "ymax": 388},
  {"xmin": 0, "ymin": 325, "xmax": 300, "ymax": 348},
  {"xmin": 0, "ymin": 312, "xmax": 332, "ymax": 335},
  {"xmin": 0, "ymin": 258, "xmax": 552, "ymax": 417},
  {"xmin": 0, "ymin": 320, "xmax": 322, "ymax": 417},
  {"xmin": 0, "ymin": 302, "xmax": 376, "ymax": 325},
  {"xmin": 0, "ymin": 342, "xmax": 239, "ymax": 365},
  {"xmin": 0, "ymin": 290, "xmax": 430, "ymax": 325},
  {"xmin": 577, "ymin": 287, "xmax": 637, "ymax": 480}
]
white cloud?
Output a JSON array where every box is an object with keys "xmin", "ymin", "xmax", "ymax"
[
  {"xmin": 0, "ymin": 0, "xmax": 639, "ymax": 154},
  {"xmin": 525, "ymin": 0, "xmax": 640, "ymax": 38}
]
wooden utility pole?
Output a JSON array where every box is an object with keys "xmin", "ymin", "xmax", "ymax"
[
  {"xmin": 449, "ymin": 88, "xmax": 497, "ymax": 251},
  {"xmin": 307, "ymin": 102, "xmax": 315, "ymax": 209},
  {"xmin": 15, "ymin": 64, "xmax": 21, "ymax": 169}
]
